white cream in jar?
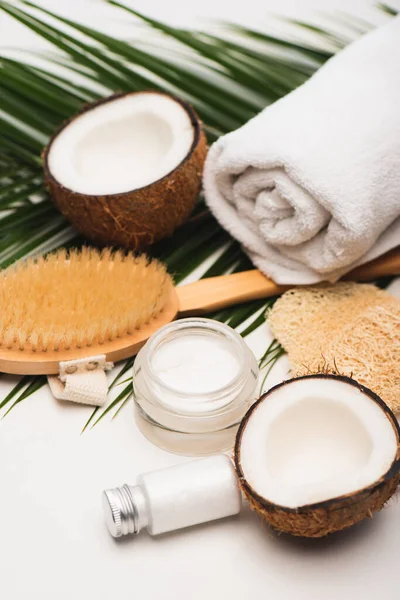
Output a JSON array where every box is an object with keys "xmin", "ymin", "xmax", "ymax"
[{"xmin": 133, "ymin": 318, "xmax": 259, "ymax": 455}]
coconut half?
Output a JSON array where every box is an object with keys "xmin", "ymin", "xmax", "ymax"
[
  {"xmin": 235, "ymin": 375, "xmax": 400, "ymax": 537},
  {"xmin": 43, "ymin": 91, "xmax": 207, "ymax": 250}
]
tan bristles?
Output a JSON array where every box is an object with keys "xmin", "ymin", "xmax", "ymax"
[{"xmin": 0, "ymin": 248, "xmax": 173, "ymax": 352}]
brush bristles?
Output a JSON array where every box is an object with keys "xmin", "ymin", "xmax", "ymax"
[{"xmin": 0, "ymin": 248, "xmax": 173, "ymax": 352}]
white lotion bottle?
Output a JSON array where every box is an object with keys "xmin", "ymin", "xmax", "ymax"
[{"xmin": 102, "ymin": 455, "xmax": 242, "ymax": 538}]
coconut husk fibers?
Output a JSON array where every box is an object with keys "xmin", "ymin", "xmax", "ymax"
[
  {"xmin": 234, "ymin": 375, "xmax": 400, "ymax": 538},
  {"xmin": 267, "ymin": 282, "xmax": 400, "ymax": 412},
  {"xmin": 43, "ymin": 91, "xmax": 208, "ymax": 252}
]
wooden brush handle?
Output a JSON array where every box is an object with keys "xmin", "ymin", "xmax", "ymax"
[
  {"xmin": 342, "ymin": 248, "xmax": 400, "ymax": 281},
  {"xmin": 177, "ymin": 248, "xmax": 400, "ymax": 316},
  {"xmin": 177, "ymin": 271, "xmax": 288, "ymax": 316}
]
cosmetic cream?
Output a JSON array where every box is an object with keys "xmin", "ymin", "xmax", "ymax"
[{"xmin": 133, "ymin": 318, "xmax": 259, "ymax": 455}]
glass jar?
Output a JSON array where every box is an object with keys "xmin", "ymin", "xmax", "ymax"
[{"xmin": 133, "ymin": 318, "xmax": 259, "ymax": 455}]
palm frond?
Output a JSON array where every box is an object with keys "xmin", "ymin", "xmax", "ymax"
[
  {"xmin": 378, "ymin": 4, "xmax": 399, "ymax": 16},
  {"xmin": 0, "ymin": 0, "xmax": 395, "ymax": 423}
]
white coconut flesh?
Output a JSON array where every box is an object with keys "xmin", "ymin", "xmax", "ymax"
[
  {"xmin": 47, "ymin": 93, "xmax": 195, "ymax": 195},
  {"xmin": 239, "ymin": 378, "xmax": 398, "ymax": 509}
]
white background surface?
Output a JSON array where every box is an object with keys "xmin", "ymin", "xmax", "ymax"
[{"xmin": 1, "ymin": 2, "xmax": 400, "ymax": 599}]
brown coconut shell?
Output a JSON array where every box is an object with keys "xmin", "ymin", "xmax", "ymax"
[
  {"xmin": 43, "ymin": 91, "xmax": 208, "ymax": 251},
  {"xmin": 234, "ymin": 374, "xmax": 400, "ymax": 538}
]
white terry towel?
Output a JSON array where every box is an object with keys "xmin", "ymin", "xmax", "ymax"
[{"xmin": 203, "ymin": 17, "xmax": 400, "ymax": 284}]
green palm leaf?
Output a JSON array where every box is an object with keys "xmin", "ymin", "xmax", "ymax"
[{"xmin": 0, "ymin": 1, "xmax": 396, "ymax": 425}]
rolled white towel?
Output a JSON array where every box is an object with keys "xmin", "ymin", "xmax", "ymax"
[{"xmin": 203, "ymin": 16, "xmax": 400, "ymax": 284}]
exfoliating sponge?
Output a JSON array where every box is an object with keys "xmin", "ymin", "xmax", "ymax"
[
  {"xmin": 325, "ymin": 299, "xmax": 400, "ymax": 412},
  {"xmin": 267, "ymin": 283, "xmax": 400, "ymax": 412}
]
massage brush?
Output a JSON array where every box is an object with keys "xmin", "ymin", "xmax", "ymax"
[{"xmin": 0, "ymin": 246, "xmax": 399, "ymax": 375}]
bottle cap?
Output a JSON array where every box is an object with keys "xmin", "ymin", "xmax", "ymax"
[{"xmin": 102, "ymin": 485, "xmax": 136, "ymax": 538}]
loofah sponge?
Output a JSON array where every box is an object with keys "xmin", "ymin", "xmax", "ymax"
[
  {"xmin": 268, "ymin": 283, "xmax": 390, "ymax": 371},
  {"xmin": 267, "ymin": 283, "xmax": 400, "ymax": 412},
  {"xmin": 325, "ymin": 299, "xmax": 400, "ymax": 412}
]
